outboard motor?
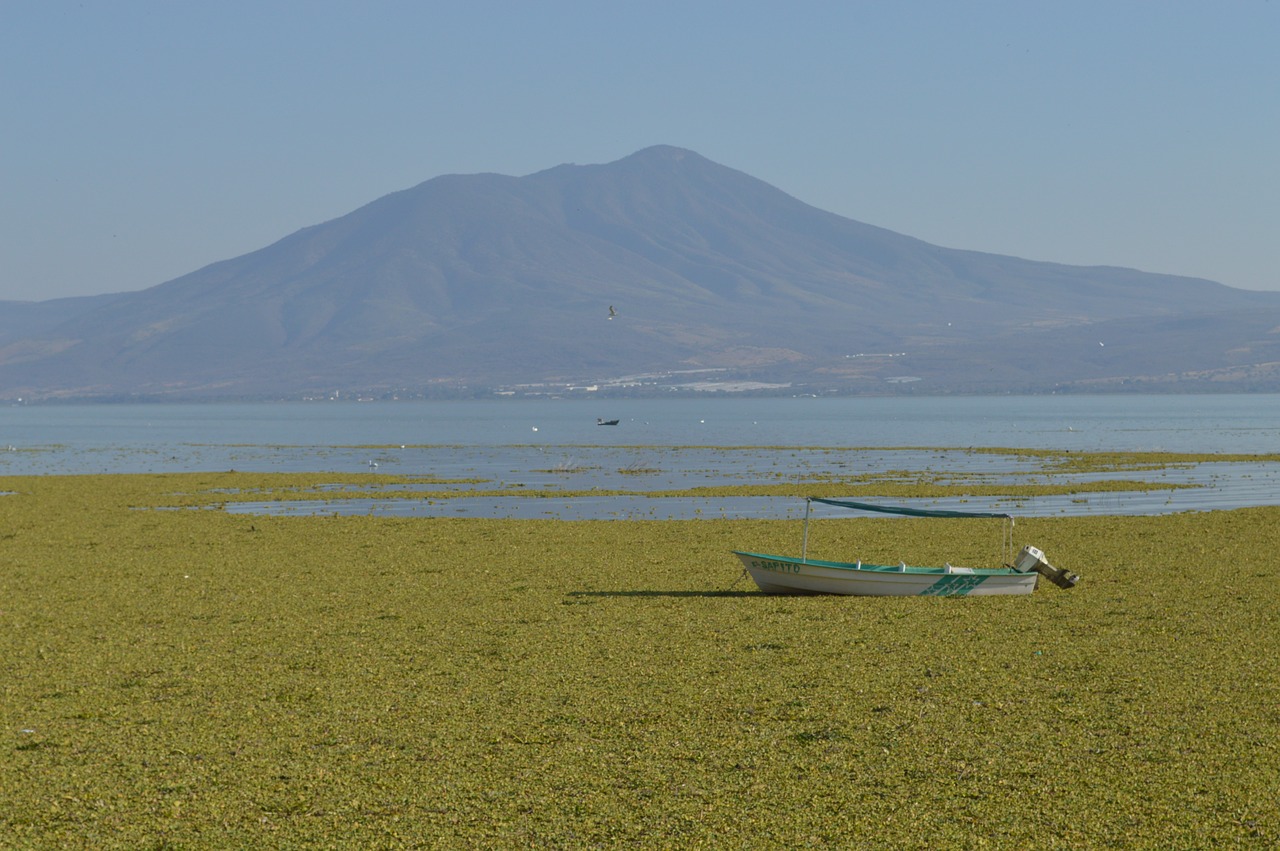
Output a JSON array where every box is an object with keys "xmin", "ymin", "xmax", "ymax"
[{"xmin": 1013, "ymin": 545, "xmax": 1079, "ymax": 589}]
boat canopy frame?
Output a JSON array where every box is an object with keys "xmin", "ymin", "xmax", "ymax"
[{"xmin": 801, "ymin": 497, "xmax": 1016, "ymax": 565}]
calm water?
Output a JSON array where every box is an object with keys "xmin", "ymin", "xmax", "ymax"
[
  {"xmin": 3, "ymin": 395, "xmax": 1278, "ymax": 517},
  {"xmin": 3, "ymin": 394, "xmax": 1279, "ymax": 456}
]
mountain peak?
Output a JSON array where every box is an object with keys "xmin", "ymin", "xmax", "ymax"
[{"xmin": 622, "ymin": 144, "xmax": 700, "ymax": 162}]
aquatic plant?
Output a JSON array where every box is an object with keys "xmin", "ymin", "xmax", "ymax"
[{"xmin": 0, "ymin": 472, "xmax": 1276, "ymax": 847}]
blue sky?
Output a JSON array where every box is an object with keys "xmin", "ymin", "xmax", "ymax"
[{"xmin": 3, "ymin": 1, "xmax": 1278, "ymax": 301}]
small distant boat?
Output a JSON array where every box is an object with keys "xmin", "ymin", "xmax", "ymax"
[
  {"xmin": 733, "ymin": 498, "xmax": 1079, "ymax": 597},
  {"xmin": 596, "ymin": 418, "xmax": 620, "ymax": 426}
]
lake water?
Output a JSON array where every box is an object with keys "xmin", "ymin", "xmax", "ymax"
[{"xmin": 2, "ymin": 395, "xmax": 1278, "ymax": 518}]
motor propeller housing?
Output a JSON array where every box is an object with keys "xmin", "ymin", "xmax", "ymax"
[{"xmin": 1013, "ymin": 545, "xmax": 1080, "ymax": 589}]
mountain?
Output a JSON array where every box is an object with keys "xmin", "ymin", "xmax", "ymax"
[{"xmin": 4, "ymin": 145, "xmax": 1280, "ymax": 400}]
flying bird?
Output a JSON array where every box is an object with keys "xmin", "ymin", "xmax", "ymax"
[{"xmin": 608, "ymin": 305, "xmax": 617, "ymax": 320}]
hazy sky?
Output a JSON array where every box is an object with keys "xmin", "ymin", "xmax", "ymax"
[{"xmin": 3, "ymin": 1, "xmax": 1278, "ymax": 302}]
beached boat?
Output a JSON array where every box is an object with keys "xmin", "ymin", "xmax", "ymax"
[{"xmin": 733, "ymin": 498, "xmax": 1078, "ymax": 596}]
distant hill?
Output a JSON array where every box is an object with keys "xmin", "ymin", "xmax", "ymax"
[{"xmin": 4, "ymin": 145, "xmax": 1280, "ymax": 400}]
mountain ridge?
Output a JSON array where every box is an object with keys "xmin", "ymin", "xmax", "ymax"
[{"xmin": 4, "ymin": 145, "xmax": 1280, "ymax": 400}]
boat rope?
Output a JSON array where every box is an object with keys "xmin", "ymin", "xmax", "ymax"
[{"xmin": 724, "ymin": 568, "xmax": 751, "ymax": 593}]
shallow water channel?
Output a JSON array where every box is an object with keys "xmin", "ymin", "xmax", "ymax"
[{"xmin": 216, "ymin": 446, "xmax": 1280, "ymax": 519}]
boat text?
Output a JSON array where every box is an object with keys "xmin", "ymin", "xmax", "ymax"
[{"xmin": 750, "ymin": 559, "xmax": 800, "ymax": 574}]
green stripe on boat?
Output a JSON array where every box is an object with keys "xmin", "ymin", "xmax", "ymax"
[{"xmin": 918, "ymin": 574, "xmax": 989, "ymax": 596}]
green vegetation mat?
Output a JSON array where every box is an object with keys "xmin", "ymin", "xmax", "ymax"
[{"xmin": 2, "ymin": 473, "xmax": 1277, "ymax": 847}]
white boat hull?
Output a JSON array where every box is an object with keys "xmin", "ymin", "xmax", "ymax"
[{"xmin": 733, "ymin": 551, "xmax": 1038, "ymax": 596}]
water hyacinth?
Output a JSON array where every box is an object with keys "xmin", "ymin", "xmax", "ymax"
[{"xmin": 0, "ymin": 470, "xmax": 1276, "ymax": 847}]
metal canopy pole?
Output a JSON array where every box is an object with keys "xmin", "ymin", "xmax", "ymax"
[{"xmin": 801, "ymin": 498, "xmax": 812, "ymax": 562}]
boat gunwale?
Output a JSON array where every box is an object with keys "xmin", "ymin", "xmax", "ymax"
[{"xmin": 732, "ymin": 550, "xmax": 1020, "ymax": 577}]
